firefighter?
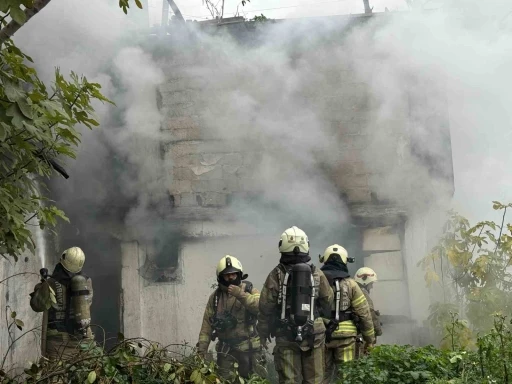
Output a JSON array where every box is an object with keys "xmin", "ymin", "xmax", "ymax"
[
  {"xmin": 196, "ymin": 255, "xmax": 263, "ymax": 380},
  {"xmin": 29, "ymin": 247, "xmax": 94, "ymax": 360},
  {"xmin": 354, "ymin": 267, "xmax": 382, "ymax": 357},
  {"xmin": 319, "ymin": 245, "xmax": 375, "ymax": 383},
  {"xmin": 258, "ymin": 226, "xmax": 333, "ymax": 384}
]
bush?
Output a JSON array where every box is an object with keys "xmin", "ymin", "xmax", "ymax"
[
  {"xmin": 339, "ymin": 344, "xmax": 460, "ymax": 384},
  {"xmin": 0, "ymin": 335, "xmax": 270, "ymax": 384}
]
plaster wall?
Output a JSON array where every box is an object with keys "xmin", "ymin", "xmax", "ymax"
[{"xmin": 0, "ymin": 235, "xmax": 46, "ymax": 371}]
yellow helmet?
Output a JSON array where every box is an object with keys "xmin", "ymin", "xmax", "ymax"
[
  {"xmin": 355, "ymin": 267, "xmax": 378, "ymax": 286},
  {"xmin": 319, "ymin": 244, "xmax": 348, "ymax": 264},
  {"xmin": 216, "ymin": 255, "xmax": 244, "ymax": 277},
  {"xmin": 60, "ymin": 247, "xmax": 85, "ymax": 273},
  {"xmin": 279, "ymin": 226, "xmax": 309, "ymax": 255}
]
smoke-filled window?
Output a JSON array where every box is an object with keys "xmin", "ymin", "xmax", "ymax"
[{"xmin": 139, "ymin": 233, "xmax": 182, "ymax": 284}]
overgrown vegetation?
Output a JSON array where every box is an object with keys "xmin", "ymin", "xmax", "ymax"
[
  {"xmin": 419, "ymin": 201, "xmax": 512, "ymax": 347},
  {"xmin": 0, "ymin": 334, "xmax": 270, "ymax": 384},
  {"xmin": 339, "ymin": 314, "xmax": 512, "ymax": 384},
  {"xmin": 2, "ymin": 315, "xmax": 511, "ymax": 383}
]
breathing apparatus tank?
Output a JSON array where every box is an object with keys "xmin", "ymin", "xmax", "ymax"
[
  {"xmin": 70, "ymin": 274, "xmax": 91, "ymax": 337},
  {"xmin": 285, "ymin": 263, "xmax": 316, "ymax": 342}
]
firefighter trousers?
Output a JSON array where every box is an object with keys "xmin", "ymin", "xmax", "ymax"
[
  {"xmin": 323, "ymin": 337, "xmax": 356, "ymax": 384},
  {"xmin": 273, "ymin": 343, "xmax": 325, "ymax": 384},
  {"xmin": 217, "ymin": 348, "xmax": 262, "ymax": 380}
]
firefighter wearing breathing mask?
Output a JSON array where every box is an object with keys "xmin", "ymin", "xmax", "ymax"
[
  {"xmin": 354, "ymin": 267, "xmax": 382, "ymax": 358},
  {"xmin": 258, "ymin": 226, "xmax": 333, "ymax": 384},
  {"xmin": 29, "ymin": 247, "xmax": 94, "ymax": 360},
  {"xmin": 196, "ymin": 255, "xmax": 264, "ymax": 380},
  {"xmin": 319, "ymin": 245, "xmax": 375, "ymax": 384}
]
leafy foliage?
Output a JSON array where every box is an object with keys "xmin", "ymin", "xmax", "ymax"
[
  {"xmin": 0, "ymin": 335, "xmax": 270, "ymax": 384},
  {"xmin": 0, "ymin": 39, "xmax": 113, "ymax": 262},
  {"xmin": 339, "ymin": 344, "xmax": 459, "ymax": 384},
  {"xmin": 419, "ymin": 201, "xmax": 512, "ymax": 344},
  {"xmin": 338, "ymin": 314, "xmax": 512, "ymax": 383}
]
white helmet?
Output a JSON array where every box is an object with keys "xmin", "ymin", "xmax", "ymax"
[
  {"xmin": 60, "ymin": 247, "xmax": 85, "ymax": 273},
  {"xmin": 216, "ymin": 255, "xmax": 245, "ymax": 277},
  {"xmin": 319, "ymin": 244, "xmax": 348, "ymax": 264},
  {"xmin": 355, "ymin": 267, "xmax": 378, "ymax": 286},
  {"xmin": 279, "ymin": 226, "xmax": 309, "ymax": 255}
]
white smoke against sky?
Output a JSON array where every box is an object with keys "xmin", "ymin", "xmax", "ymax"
[{"xmin": 338, "ymin": 0, "xmax": 512, "ymax": 224}]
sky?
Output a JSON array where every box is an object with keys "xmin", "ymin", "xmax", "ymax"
[{"xmin": 148, "ymin": 0, "xmax": 409, "ymax": 25}]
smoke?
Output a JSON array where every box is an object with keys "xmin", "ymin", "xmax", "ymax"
[
  {"xmin": 9, "ymin": 0, "xmax": 512, "ymax": 343},
  {"xmin": 353, "ymin": 1, "xmax": 512, "ymax": 224},
  {"xmin": 12, "ymin": 0, "xmax": 168, "ymax": 344}
]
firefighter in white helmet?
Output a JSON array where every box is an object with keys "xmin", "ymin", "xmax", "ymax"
[
  {"xmin": 319, "ymin": 245, "xmax": 375, "ymax": 383},
  {"xmin": 196, "ymin": 255, "xmax": 264, "ymax": 380},
  {"xmin": 30, "ymin": 247, "xmax": 94, "ymax": 360},
  {"xmin": 258, "ymin": 226, "xmax": 333, "ymax": 384},
  {"xmin": 354, "ymin": 267, "xmax": 382, "ymax": 356}
]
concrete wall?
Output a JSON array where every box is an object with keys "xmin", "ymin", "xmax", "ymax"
[
  {"xmin": 121, "ymin": 223, "xmax": 278, "ymax": 347},
  {"xmin": 0, "ymin": 230, "xmax": 46, "ymax": 371}
]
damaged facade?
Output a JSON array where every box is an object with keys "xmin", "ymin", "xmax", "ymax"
[
  {"xmin": 121, "ymin": 15, "xmax": 454, "ymax": 347},
  {"xmin": 0, "ymin": 13, "xmax": 455, "ymax": 369}
]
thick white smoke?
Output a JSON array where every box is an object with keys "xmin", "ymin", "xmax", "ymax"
[{"xmin": 8, "ymin": 0, "xmax": 512, "ymax": 345}]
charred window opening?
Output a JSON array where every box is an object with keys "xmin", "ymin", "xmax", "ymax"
[
  {"xmin": 139, "ymin": 231, "xmax": 182, "ymax": 284},
  {"xmin": 407, "ymin": 80, "xmax": 455, "ymax": 194}
]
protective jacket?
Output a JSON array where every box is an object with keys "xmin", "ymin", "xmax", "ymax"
[
  {"xmin": 360, "ymin": 285, "xmax": 382, "ymax": 337},
  {"xmin": 30, "ymin": 263, "xmax": 94, "ymax": 358},
  {"xmin": 197, "ymin": 281, "xmax": 260, "ymax": 354},
  {"xmin": 258, "ymin": 261, "xmax": 333, "ymax": 351},
  {"xmin": 320, "ymin": 261, "xmax": 374, "ymax": 343}
]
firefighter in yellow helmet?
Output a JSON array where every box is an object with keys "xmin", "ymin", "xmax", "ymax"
[
  {"xmin": 319, "ymin": 245, "xmax": 375, "ymax": 384},
  {"xmin": 29, "ymin": 247, "xmax": 94, "ymax": 360},
  {"xmin": 354, "ymin": 267, "xmax": 382, "ymax": 357},
  {"xmin": 196, "ymin": 255, "xmax": 263, "ymax": 380},
  {"xmin": 258, "ymin": 226, "xmax": 333, "ymax": 384}
]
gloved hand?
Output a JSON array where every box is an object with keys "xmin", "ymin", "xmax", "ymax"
[
  {"xmin": 260, "ymin": 337, "xmax": 269, "ymax": 351},
  {"xmin": 228, "ymin": 285, "xmax": 243, "ymax": 298}
]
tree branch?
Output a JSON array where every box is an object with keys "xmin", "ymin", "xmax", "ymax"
[{"xmin": 0, "ymin": 0, "xmax": 53, "ymax": 45}]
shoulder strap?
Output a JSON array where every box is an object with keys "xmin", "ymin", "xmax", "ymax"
[{"xmin": 212, "ymin": 289, "xmax": 221, "ymax": 313}]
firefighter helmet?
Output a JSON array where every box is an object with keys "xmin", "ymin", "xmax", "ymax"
[
  {"xmin": 216, "ymin": 255, "xmax": 244, "ymax": 277},
  {"xmin": 319, "ymin": 244, "xmax": 348, "ymax": 264},
  {"xmin": 355, "ymin": 267, "xmax": 378, "ymax": 286},
  {"xmin": 60, "ymin": 247, "xmax": 85, "ymax": 273},
  {"xmin": 279, "ymin": 226, "xmax": 309, "ymax": 255}
]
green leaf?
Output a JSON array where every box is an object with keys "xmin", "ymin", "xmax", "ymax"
[
  {"xmin": 21, "ymin": 0, "xmax": 35, "ymax": 7},
  {"xmin": 6, "ymin": 103, "xmax": 24, "ymax": 128},
  {"xmin": 4, "ymin": 81, "xmax": 25, "ymax": 102},
  {"xmin": 10, "ymin": 311, "xmax": 17, "ymax": 319},
  {"xmin": 10, "ymin": 6, "xmax": 27, "ymax": 25},
  {"xmin": 135, "ymin": 0, "xmax": 143, "ymax": 8},
  {"xmin": 492, "ymin": 201, "xmax": 504, "ymax": 210},
  {"xmin": 15, "ymin": 318, "xmax": 24, "ymax": 330},
  {"xmin": 0, "ymin": 124, "xmax": 6, "ymax": 141},
  {"xmin": 87, "ymin": 371, "xmax": 96, "ymax": 383},
  {"xmin": 16, "ymin": 98, "xmax": 33, "ymax": 119},
  {"xmin": 164, "ymin": 363, "xmax": 171, "ymax": 372}
]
